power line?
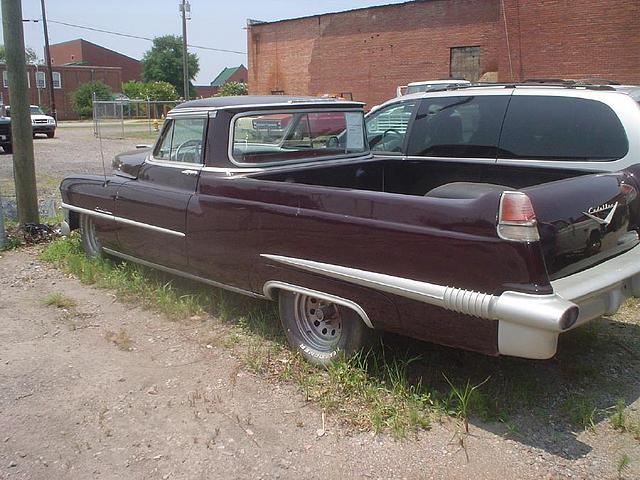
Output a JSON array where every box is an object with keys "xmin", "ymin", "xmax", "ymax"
[{"xmin": 45, "ymin": 19, "xmax": 246, "ymax": 55}]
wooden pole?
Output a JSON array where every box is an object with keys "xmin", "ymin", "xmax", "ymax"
[
  {"xmin": 181, "ymin": 0, "xmax": 189, "ymax": 100},
  {"xmin": 40, "ymin": 0, "xmax": 57, "ymax": 120},
  {"xmin": 0, "ymin": 185, "xmax": 6, "ymax": 249},
  {"xmin": 1, "ymin": 0, "xmax": 39, "ymax": 225}
]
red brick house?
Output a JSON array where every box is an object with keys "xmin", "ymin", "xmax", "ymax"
[
  {"xmin": 247, "ymin": 0, "xmax": 639, "ymax": 109},
  {"xmin": 0, "ymin": 63, "xmax": 122, "ymax": 120},
  {"xmin": 49, "ymin": 39, "xmax": 141, "ymax": 82},
  {"xmin": 194, "ymin": 64, "xmax": 248, "ymax": 98}
]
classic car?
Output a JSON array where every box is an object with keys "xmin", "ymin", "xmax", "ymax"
[
  {"xmin": 0, "ymin": 115, "xmax": 11, "ymax": 153},
  {"xmin": 60, "ymin": 93, "xmax": 640, "ymax": 366}
]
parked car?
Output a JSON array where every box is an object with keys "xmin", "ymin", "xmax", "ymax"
[
  {"xmin": 5, "ymin": 105, "xmax": 56, "ymax": 138},
  {"xmin": 60, "ymin": 91, "xmax": 640, "ymax": 366},
  {"xmin": 0, "ymin": 114, "xmax": 11, "ymax": 154}
]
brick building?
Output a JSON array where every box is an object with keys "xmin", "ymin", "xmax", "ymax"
[
  {"xmin": 247, "ymin": 0, "xmax": 640, "ymax": 108},
  {"xmin": 194, "ymin": 64, "xmax": 248, "ymax": 98},
  {"xmin": 49, "ymin": 39, "xmax": 141, "ymax": 82},
  {"xmin": 0, "ymin": 63, "xmax": 122, "ymax": 120}
]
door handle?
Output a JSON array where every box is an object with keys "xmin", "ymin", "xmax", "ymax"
[{"xmin": 181, "ymin": 169, "xmax": 199, "ymax": 176}]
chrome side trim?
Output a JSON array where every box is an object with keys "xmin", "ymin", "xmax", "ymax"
[
  {"xmin": 102, "ymin": 248, "xmax": 266, "ymax": 299},
  {"xmin": 262, "ymin": 280, "xmax": 373, "ymax": 328},
  {"xmin": 261, "ymin": 254, "xmax": 577, "ymax": 332},
  {"xmin": 61, "ymin": 202, "xmax": 185, "ymax": 238}
]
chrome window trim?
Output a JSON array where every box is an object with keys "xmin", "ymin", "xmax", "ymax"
[
  {"xmin": 262, "ymin": 280, "xmax": 374, "ymax": 328},
  {"xmin": 150, "ymin": 115, "xmax": 207, "ymax": 166},
  {"xmin": 102, "ymin": 248, "xmax": 266, "ymax": 299},
  {"xmin": 227, "ymin": 108, "xmax": 369, "ymax": 168},
  {"xmin": 61, "ymin": 202, "xmax": 185, "ymax": 237},
  {"xmin": 169, "ymin": 101, "xmax": 363, "ymax": 116}
]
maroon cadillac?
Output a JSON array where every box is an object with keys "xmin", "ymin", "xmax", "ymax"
[{"xmin": 60, "ymin": 89, "xmax": 640, "ymax": 366}]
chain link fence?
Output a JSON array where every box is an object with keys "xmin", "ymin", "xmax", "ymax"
[{"xmin": 92, "ymin": 99, "xmax": 180, "ymax": 140}]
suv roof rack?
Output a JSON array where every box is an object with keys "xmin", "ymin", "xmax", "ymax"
[{"xmin": 440, "ymin": 80, "xmax": 618, "ymax": 92}]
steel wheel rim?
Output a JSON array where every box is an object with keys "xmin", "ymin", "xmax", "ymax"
[
  {"xmin": 293, "ymin": 294, "xmax": 343, "ymax": 352},
  {"xmin": 83, "ymin": 215, "xmax": 101, "ymax": 255}
]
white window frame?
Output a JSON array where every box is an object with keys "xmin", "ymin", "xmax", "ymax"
[
  {"xmin": 52, "ymin": 71, "xmax": 62, "ymax": 89},
  {"xmin": 36, "ymin": 71, "xmax": 46, "ymax": 89},
  {"xmin": 2, "ymin": 71, "xmax": 7, "ymax": 88}
]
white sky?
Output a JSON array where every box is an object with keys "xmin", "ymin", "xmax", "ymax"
[{"xmin": 2, "ymin": 0, "xmax": 409, "ymax": 85}]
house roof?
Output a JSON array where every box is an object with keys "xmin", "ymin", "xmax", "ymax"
[{"xmin": 210, "ymin": 65, "xmax": 245, "ymax": 87}]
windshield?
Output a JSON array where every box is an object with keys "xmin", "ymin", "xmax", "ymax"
[
  {"xmin": 30, "ymin": 106, "xmax": 45, "ymax": 115},
  {"xmin": 232, "ymin": 110, "xmax": 368, "ymax": 165}
]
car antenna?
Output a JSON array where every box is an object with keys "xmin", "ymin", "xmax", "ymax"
[{"xmin": 93, "ymin": 92, "xmax": 108, "ymax": 186}]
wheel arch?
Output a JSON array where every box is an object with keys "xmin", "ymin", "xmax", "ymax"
[{"xmin": 263, "ymin": 280, "xmax": 374, "ymax": 329}]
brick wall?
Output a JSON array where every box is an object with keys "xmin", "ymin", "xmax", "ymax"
[
  {"xmin": 0, "ymin": 64, "xmax": 123, "ymax": 120},
  {"xmin": 499, "ymin": 0, "xmax": 640, "ymax": 84},
  {"xmin": 248, "ymin": 0, "xmax": 640, "ymax": 109}
]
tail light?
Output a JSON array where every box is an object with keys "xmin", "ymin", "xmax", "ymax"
[
  {"xmin": 497, "ymin": 191, "xmax": 540, "ymax": 242},
  {"xmin": 621, "ymin": 183, "xmax": 637, "ymax": 201}
]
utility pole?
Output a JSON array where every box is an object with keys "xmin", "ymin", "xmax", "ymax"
[
  {"xmin": 2, "ymin": 0, "xmax": 40, "ymax": 225},
  {"xmin": 180, "ymin": 0, "xmax": 190, "ymax": 101},
  {"xmin": 40, "ymin": 0, "xmax": 56, "ymax": 120}
]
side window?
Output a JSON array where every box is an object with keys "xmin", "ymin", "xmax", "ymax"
[
  {"xmin": 153, "ymin": 119, "xmax": 174, "ymax": 160},
  {"xmin": 153, "ymin": 118, "xmax": 206, "ymax": 164},
  {"xmin": 406, "ymin": 96, "xmax": 509, "ymax": 158},
  {"xmin": 499, "ymin": 96, "xmax": 628, "ymax": 161},
  {"xmin": 366, "ymin": 101, "xmax": 416, "ymax": 153}
]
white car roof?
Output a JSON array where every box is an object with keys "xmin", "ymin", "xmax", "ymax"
[{"xmin": 407, "ymin": 80, "xmax": 470, "ymax": 86}]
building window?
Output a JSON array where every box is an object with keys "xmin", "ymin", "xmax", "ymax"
[
  {"xmin": 1, "ymin": 71, "xmax": 31, "ymax": 88},
  {"xmin": 52, "ymin": 71, "xmax": 62, "ymax": 89},
  {"xmin": 36, "ymin": 71, "xmax": 46, "ymax": 89},
  {"xmin": 270, "ymin": 90, "xmax": 284, "ymax": 95}
]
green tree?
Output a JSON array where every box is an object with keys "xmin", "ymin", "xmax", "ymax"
[
  {"xmin": 0, "ymin": 45, "xmax": 40, "ymax": 64},
  {"xmin": 141, "ymin": 35, "xmax": 199, "ymax": 98},
  {"xmin": 71, "ymin": 80, "xmax": 112, "ymax": 118},
  {"xmin": 122, "ymin": 80, "xmax": 179, "ymax": 101},
  {"xmin": 216, "ymin": 81, "xmax": 248, "ymax": 97}
]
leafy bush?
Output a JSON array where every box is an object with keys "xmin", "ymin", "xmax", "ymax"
[
  {"xmin": 71, "ymin": 80, "xmax": 112, "ymax": 118},
  {"xmin": 122, "ymin": 80, "xmax": 179, "ymax": 101},
  {"xmin": 216, "ymin": 81, "xmax": 248, "ymax": 97}
]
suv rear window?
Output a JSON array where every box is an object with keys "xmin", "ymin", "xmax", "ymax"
[
  {"xmin": 499, "ymin": 96, "xmax": 628, "ymax": 161},
  {"xmin": 406, "ymin": 96, "xmax": 510, "ymax": 158}
]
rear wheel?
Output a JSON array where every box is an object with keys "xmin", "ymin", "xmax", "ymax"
[
  {"xmin": 278, "ymin": 290, "xmax": 372, "ymax": 367},
  {"xmin": 1, "ymin": 143, "xmax": 12, "ymax": 154},
  {"xmin": 79, "ymin": 214, "xmax": 102, "ymax": 258}
]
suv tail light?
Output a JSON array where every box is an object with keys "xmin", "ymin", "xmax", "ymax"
[
  {"xmin": 621, "ymin": 183, "xmax": 637, "ymax": 201},
  {"xmin": 497, "ymin": 191, "xmax": 540, "ymax": 242}
]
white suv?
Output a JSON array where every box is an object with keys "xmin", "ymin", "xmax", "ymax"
[{"xmin": 5, "ymin": 105, "xmax": 56, "ymax": 138}]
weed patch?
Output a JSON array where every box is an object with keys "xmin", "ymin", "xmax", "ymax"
[
  {"xmin": 105, "ymin": 328, "xmax": 133, "ymax": 351},
  {"xmin": 44, "ymin": 292, "xmax": 77, "ymax": 309}
]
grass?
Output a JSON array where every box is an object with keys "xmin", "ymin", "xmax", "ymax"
[
  {"xmin": 38, "ymin": 234, "xmax": 640, "ymax": 442},
  {"xmin": 617, "ymin": 453, "xmax": 632, "ymax": 479},
  {"xmin": 44, "ymin": 292, "xmax": 77, "ymax": 309},
  {"xmin": 105, "ymin": 328, "xmax": 133, "ymax": 351}
]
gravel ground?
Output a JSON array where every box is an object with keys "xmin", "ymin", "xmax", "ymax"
[
  {"xmin": 0, "ymin": 123, "xmax": 145, "ymax": 205},
  {"xmin": 1, "ymin": 127, "xmax": 640, "ymax": 479}
]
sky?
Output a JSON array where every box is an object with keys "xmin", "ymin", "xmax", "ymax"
[{"xmin": 2, "ymin": 0, "xmax": 409, "ymax": 85}]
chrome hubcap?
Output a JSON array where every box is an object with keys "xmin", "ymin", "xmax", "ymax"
[
  {"xmin": 82, "ymin": 215, "xmax": 101, "ymax": 255},
  {"xmin": 294, "ymin": 294, "xmax": 343, "ymax": 352}
]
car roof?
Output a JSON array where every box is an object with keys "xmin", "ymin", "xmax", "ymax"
[
  {"xmin": 407, "ymin": 80, "xmax": 470, "ymax": 86},
  {"xmin": 374, "ymin": 83, "xmax": 640, "ymax": 110},
  {"xmin": 174, "ymin": 95, "xmax": 364, "ymax": 110}
]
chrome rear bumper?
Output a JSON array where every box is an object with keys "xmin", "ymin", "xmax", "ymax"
[{"xmin": 498, "ymin": 243, "xmax": 640, "ymax": 359}]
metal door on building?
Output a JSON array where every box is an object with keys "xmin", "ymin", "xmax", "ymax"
[{"xmin": 450, "ymin": 46, "xmax": 481, "ymax": 82}]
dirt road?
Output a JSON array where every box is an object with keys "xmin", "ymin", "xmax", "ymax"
[{"xmin": 1, "ymin": 247, "xmax": 638, "ymax": 479}]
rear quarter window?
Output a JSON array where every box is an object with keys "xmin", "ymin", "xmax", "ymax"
[
  {"xmin": 406, "ymin": 95, "xmax": 510, "ymax": 158},
  {"xmin": 499, "ymin": 96, "xmax": 629, "ymax": 161}
]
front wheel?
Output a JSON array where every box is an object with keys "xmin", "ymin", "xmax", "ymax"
[
  {"xmin": 79, "ymin": 214, "xmax": 102, "ymax": 258},
  {"xmin": 278, "ymin": 291, "xmax": 372, "ymax": 367},
  {"xmin": 47, "ymin": 131, "xmax": 55, "ymax": 138}
]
